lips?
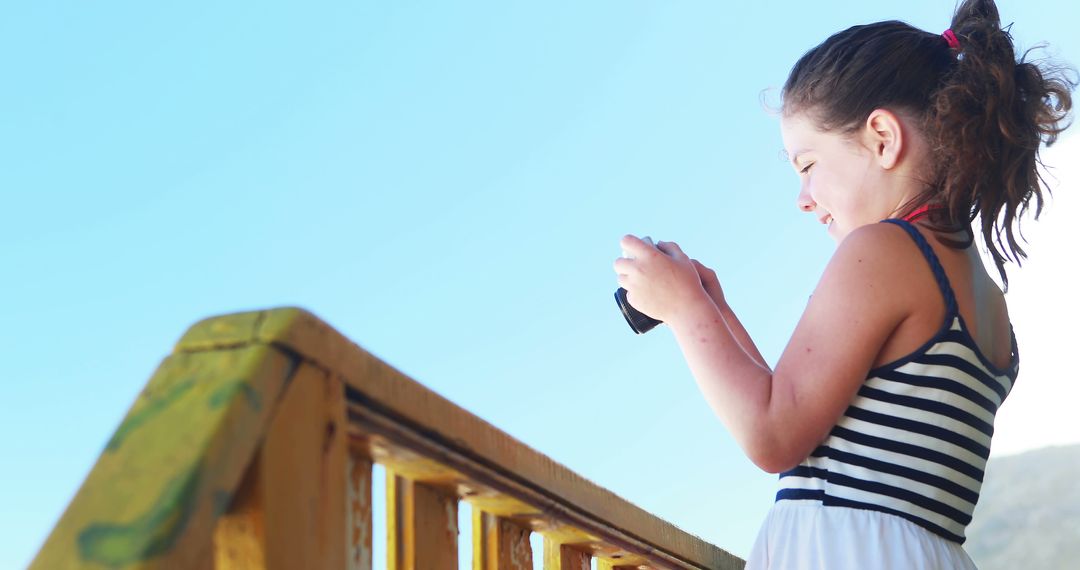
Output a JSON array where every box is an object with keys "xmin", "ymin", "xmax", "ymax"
[{"xmin": 819, "ymin": 214, "xmax": 833, "ymax": 226}]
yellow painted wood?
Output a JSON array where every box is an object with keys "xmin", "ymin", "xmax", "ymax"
[
  {"xmin": 30, "ymin": 343, "xmax": 296, "ymax": 570},
  {"xmin": 542, "ymin": 536, "xmax": 590, "ymax": 570},
  {"xmin": 213, "ymin": 455, "xmax": 266, "ymax": 568},
  {"xmin": 346, "ymin": 451, "xmax": 374, "ymax": 570},
  {"xmin": 213, "ymin": 361, "xmax": 348, "ymax": 570},
  {"xmin": 34, "ymin": 306, "xmax": 744, "ymax": 569},
  {"xmin": 263, "ymin": 361, "xmax": 348, "ymax": 569},
  {"xmin": 595, "ymin": 562, "xmax": 638, "ymax": 570},
  {"xmin": 473, "ymin": 510, "xmax": 533, "ymax": 570},
  {"xmin": 387, "ymin": 470, "xmax": 458, "ymax": 570}
]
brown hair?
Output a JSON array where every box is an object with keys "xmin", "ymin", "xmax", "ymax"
[{"xmin": 781, "ymin": 0, "xmax": 1075, "ymax": 290}]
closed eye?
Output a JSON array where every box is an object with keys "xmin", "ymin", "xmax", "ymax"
[{"xmin": 800, "ymin": 163, "xmax": 814, "ymax": 174}]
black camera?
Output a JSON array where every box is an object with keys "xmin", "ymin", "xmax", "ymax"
[{"xmin": 614, "ymin": 236, "xmax": 664, "ymax": 334}]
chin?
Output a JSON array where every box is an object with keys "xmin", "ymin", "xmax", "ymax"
[{"xmin": 829, "ymin": 224, "xmax": 850, "ymax": 244}]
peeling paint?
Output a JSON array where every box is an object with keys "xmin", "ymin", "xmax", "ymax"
[
  {"xmin": 509, "ymin": 524, "xmax": 532, "ymax": 569},
  {"xmin": 347, "ymin": 455, "xmax": 373, "ymax": 570}
]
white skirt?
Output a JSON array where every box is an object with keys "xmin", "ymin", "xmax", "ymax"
[{"xmin": 744, "ymin": 500, "xmax": 978, "ymax": 570}]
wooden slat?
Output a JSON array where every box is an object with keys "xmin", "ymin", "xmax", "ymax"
[
  {"xmin": 30, "ymin": 343, "xmax": 296, "ymax": 570},
  {"xmin": 347, "ymin": 451, "xmax": 374, "ymax": 570},
  {"xmin": 387, "ymin": 470, "xmax": 458, "ymax": 570},
  {"xmin": 542, "ymin": 536, "xmax": 591, "ymax": 570},
  {"xmin": 473, "ymin": 510, "xmax": 533, "ymax": 570}
]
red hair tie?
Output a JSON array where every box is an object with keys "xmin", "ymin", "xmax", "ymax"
[
  {"xmin": 903, "ymin": 204, "xmax": 947, "ymax": 223},
  {"xmin": 943, "ymin": 29, "xmax": 961, "ymax": 50}
]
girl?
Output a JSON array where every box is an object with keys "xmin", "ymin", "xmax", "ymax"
[{"xmin": 613, "ymin": 1, "xmax": 1074, "ymax": 567}]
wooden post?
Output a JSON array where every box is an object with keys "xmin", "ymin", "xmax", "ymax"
[
  {"xmin": 473, "ymin": 510, "xmax": 533, "ymax": 570},
  {"xmin": 213, "ymin": 362, "xmax": 348, "ymax": 570},
  {"xmin": 347, "ymin": 451, "xmax": 374, "ymax": 570},
  {"xmin": 386, "ymin": 469, "xmax": 459, "ymax": 570},
  {"xmin": 30, "ymin": 343, "xmax": 296, "ymax": 570},
  {"xmin": 542, "ymin": 536, "xmax": 591, "ymax": 570}
]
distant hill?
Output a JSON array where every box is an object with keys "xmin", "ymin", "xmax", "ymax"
[{"xmin": 966, "ymin": 444, "xmax": 1080, "ymax": 569}]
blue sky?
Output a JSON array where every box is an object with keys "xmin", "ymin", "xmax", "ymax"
[{"xmin": 3, "ymin": 1, "xmax": 1078, "ymax": 567}]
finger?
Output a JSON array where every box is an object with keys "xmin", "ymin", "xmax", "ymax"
[
  {"xmin": 656, "ymin": 240, "xmax": 687, "ymax": 259},
  {"xmin": 620, "ymin": 234, "xmax": 656, "ymax": 258},
  {"xmin": 613, "ymin": 257, "xmax": 635, "ymax": 274}
]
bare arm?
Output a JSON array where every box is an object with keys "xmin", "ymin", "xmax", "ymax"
[
  {"xmin": 691, "ymin": 259, "xmax": 771, "ymax": 372},
  {"xmin": 668, "ymin": 225, "xmax": 912, "ymax": 472},
  {"xmin": 718, "ymin": 299, "xmax": 771, "ymax": 373}
]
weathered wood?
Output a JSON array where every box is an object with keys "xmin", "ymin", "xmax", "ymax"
[
  {"xmin": 211, "ymin": 360, "xmax": 348, "ymax": 569},
  {"xmin": 596, "ymin": 562, "xmax": 642, "ymax": 570},
  {"xmin": 473, "ymin": 510, "xmax": 533, "ymax": 570},
  {"xmin": 268, "ymin": 361, "xmax": 348, "ymax": 569},
  {"xmin": 346, "ymin": 450, "xmax": 374, "ymax": 570},
  {"xmin": 542, "ymin": 535, "xmax": 591, "ymax": 570},
  {"xmin": 30, "ymin": 342, "xmax": 297, "ymax": 570},
  {"xmin": 34, "ymin": 307, "xmax": 745, "ymax": 569},
  {"xmin": 213, "ymin": 453, "xmax": 266, "ymax": 568},
  {"xmin": 249, "ymin": 308, "xmax": 742, "ymax": 570},
  {"xmin": 387, "ymin": 469, "xmax": 459, "ymax": 570}
]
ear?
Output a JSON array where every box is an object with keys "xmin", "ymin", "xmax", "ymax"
[{"xmin": 862, "ymin": 109, "xmax": 904, "ymax": 170}]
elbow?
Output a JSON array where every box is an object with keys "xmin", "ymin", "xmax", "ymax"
[
  {"xmin": 743, "ymin": 434, "xmax": 808, "ymax": 474},
  {"xmin": 748, "ymin": 450, "xmax": 801, "ymax": 475}
]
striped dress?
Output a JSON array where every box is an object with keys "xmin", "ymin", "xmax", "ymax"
[{"xmin": 746, "ymin": 218, "xmax": 1019, "ymax": 569}]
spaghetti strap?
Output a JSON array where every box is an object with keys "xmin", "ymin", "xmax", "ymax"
[{"xmin": 879, "ymin": 218, "xmax": 959, "ymax": 318}]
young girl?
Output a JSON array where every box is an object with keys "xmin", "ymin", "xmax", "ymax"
[{"xmin": 613, "ymin": 1, "xmax": 1074, "ymax": 567}]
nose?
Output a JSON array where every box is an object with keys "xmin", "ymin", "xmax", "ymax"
[{"xmin": 796, "ymin": 184, "xmax": 815, "ymax": 213}]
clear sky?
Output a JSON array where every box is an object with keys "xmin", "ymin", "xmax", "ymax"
[{"xmin": 3, "ymin": 1, "xmax": 1078, "ymax": 567}]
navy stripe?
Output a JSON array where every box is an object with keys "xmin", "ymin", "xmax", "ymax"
[
  {"xmin": 874, "ymin": 369, "xmax": 998, "ymax": 414},
  {"xmin": 830, "ymin": 426, "xmax": 984, "ymax": 482},
  {"xmin": 938, "ymin": 329, "xmax": 1019, "ymax": 382},
  {"xmin": 858, "ymin": 386, "xmax": 995, "ymax": 438},
  {"xmin": 819, "ymin": 446, "xmax": 979, "ymax": 504},
  {"xmin": 775, "ymin": 488, "xmax": 824, "ymax": 502},
  {"xmin": 823, "ymin": 495, "xmax": 966, "ymax": 544},
  {"xmin": 917, "ymin": 351, "xmax": 1010, "ymax": 400},
  {"xmin": 779, "ymin": 465, "xmax": 828, "ymax": 480},
  {"xmin": 845, "ymin": 406, "xmax": 991, "ymax": 459},
  {"xmin": 824, "ymin": 471, "xmax": 972, "ymax": 525}
]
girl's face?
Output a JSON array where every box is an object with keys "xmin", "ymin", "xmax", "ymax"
[{"xmin": 780, "ymin": 112, "xmax": 895, "ymax": 243}]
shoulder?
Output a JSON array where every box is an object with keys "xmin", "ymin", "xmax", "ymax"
[
  {"xmin": 835, "ymin": 221, "xmax": 919, "ymax": 264},
  {"xmin": 819, "ymin": 222, "xmax": 922, "ymax": 295}
]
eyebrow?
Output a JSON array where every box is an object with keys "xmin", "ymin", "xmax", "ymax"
[{"xmin": 781, "ymin": 149, "xmax": 806, "ymax": 166}]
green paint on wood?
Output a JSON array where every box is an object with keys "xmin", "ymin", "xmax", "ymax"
[
  {"xmin": 208, "ymin": 379, "xmax": 261, "ymax": 411},
  {"xmin": 106, "ymin": 377, "xmax": 197, "ymax": 452},
  {"xmin": 77, "ymin": 462, "xmax": 202, "ymax": 565}
]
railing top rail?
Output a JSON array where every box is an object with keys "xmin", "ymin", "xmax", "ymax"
[{"xmin": 177, "ymin": 307, "xmax": 741, "ymax": 569}]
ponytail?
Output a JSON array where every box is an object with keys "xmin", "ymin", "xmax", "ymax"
[{"xmin": 927, "ymin": 0, "xmax": 1075, "ymax": 290}]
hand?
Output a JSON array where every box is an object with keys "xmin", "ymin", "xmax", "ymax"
[
  {"xmin": 691, "ymin": 259, "xmax": 726, "ymax": 308},
  {"xmin": 613, "ymin": 235, "xmax": 710, "ymax": 324}
]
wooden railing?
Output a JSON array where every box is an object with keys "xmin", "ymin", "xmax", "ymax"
[{"xmin": 31, "ymin": 307, "xmax": 745, "ymax": 569}]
